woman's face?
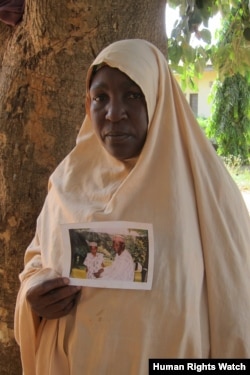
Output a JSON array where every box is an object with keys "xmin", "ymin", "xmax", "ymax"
[{"xmin": 89, "ymin": 66, "xmax": 148, "ymax": 161}]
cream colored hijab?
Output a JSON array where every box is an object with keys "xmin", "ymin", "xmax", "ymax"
[{"xmin": 15, "ymin": 39, "xmax": 250, "ymax": 374}]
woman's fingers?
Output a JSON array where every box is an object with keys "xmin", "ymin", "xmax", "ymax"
[{"xmin": 26, "ymin": 277, "xmax": 81, "ymax": 319}]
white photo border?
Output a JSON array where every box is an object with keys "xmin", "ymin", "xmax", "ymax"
[{"xmin": 60, "ymin": 221, "xmax": 154, "ymax": 290}]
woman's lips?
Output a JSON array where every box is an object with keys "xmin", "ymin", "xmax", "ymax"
[{"xmin": 104, "ymin": 133, "xmax": 131, "ymax": 142}]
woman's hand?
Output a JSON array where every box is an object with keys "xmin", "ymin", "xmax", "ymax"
[
  {"xmin": 26, "ymin": 277, "xmax": 81, "ymax": 320},
  {"xmin": 94, "ymin": 268, "xmax": 104, "ymax": 278}
]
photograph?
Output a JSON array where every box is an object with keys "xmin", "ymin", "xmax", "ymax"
[{"xmin": 60, "ymin": 221, "xmax": 154, "ymax": 290}]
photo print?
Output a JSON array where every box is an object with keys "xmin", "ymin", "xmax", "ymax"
[{"xmin": 61, "ymin": 221, "xmax": 154, "ymax": 290}]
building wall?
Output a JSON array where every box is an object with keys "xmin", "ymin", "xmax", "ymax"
[{"xmin": 175, "ymin": 68, "xmax": 217, "ymax": 118}]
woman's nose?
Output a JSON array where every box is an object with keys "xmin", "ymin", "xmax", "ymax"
[{"xmin": 105, "ymin": 98, "xmax": 127, "ymax": 122}]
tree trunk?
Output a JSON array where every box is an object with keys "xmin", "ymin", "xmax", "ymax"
[{"xmin": 0, "ymin": 0, "xmax": 166, "ymax": 373}]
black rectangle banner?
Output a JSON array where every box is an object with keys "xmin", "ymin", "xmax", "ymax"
[{"xmin": 149, "ymin": 359, "xmax": 250, "ymax": 374}]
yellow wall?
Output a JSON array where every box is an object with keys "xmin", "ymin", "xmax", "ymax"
[{"xmin": 175, "ymin": 68, "xmax": 217, "ymax": 118}]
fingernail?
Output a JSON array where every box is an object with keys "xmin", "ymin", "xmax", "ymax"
[{"xmin": 63, "ymin": 277, "xmax": 70, "ymax": 284}]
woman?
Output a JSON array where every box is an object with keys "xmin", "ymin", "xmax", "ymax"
[{"xmin": 14, "ymin": 39, "xmax": 250, "ymax": 375}]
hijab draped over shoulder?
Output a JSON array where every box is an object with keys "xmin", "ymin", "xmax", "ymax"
[{"xmin": 15, "ymin": 39, "xmax": 250, "ymax": 375}]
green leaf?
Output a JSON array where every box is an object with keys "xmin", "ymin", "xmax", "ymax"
[
  {"xmin": 168, "ymin": 42, "xmax": 183, "ymax": 65},
  {"xmin": 199, "ymin": 29, "xmax": 212, "ymax": 44}
]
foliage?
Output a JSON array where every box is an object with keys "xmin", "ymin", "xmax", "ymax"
[
  {"xmin": 211, "ymin": 1, "xmax": 250, "ymax": 80},
  {"xmin": 206, "ymin": 73, "xmax": 250, "ymax": 163},
  {"xmin": 197, "ymin": 116, "xmax": 209, "ymax": 131},
  {"xmin": 167, "ymin": 0, "xmax": 250, "ymax": 88},
  {"xmin": 126, "ymin": 235, "xmax": 149, "ymax": 267},
  {"xmin": 168, "ymin": 1, "xmax": 250, "ymax": 161},
  {"xmin": 167, "ymin": 0, "xmax": 213, "ymax": 89}
]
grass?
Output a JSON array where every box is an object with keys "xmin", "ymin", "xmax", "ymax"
[
  {"xmin": 229, "ymin": 167, "xmax": 250, "ymax": 191},
  {"xmin": 222, "ymin": 156, "xmax": 250, "ymax": 191}
]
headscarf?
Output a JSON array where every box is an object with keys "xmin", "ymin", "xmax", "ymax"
[{"xmin": 15, "ymin": 39, "xmax": 250, "ymax": 374}]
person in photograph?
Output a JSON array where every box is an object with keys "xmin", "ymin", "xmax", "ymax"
[
  {"xmin": 83, "ymin": 241, "xmax": 104, "ymax": 279},
  {"xmin": 94, "ymin": 235, "xmax": 135, "ymax": 281},
  {"xmin": 14, "ymin": 39, "xmax": 250, "ymax": 375}
]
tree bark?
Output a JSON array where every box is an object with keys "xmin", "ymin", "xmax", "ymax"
[{"xmin": 0, "ymin": 1, "xmax": 166, "ymax": 373}]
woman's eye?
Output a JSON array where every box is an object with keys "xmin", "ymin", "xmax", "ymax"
[
  {"xmin": 92, "ymin": 93, "xmax": 107, "ymax": 103},
  {"xmin": 127, "ymin": 92, "xmax": 144, "ymax": 100}
]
